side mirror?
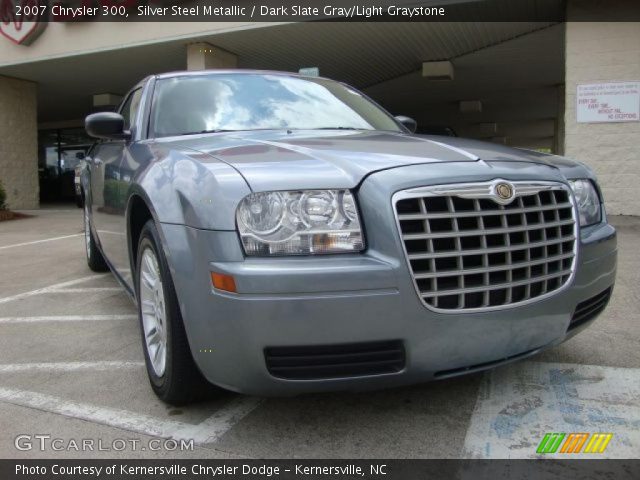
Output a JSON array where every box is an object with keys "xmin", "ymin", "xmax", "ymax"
[
  {"xmin": 394, "ymin": 115, "xmax": 417, "ymax": 133},
  {"xmin": 85, "ymin": 112, "xmax": 130, "ymax": 140}
]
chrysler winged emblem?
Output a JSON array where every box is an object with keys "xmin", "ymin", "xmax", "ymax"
[
  {"xmin": 495, "ymin": 182, "xmax": 514, "ymax": 202},
  {"xmin": 399, "ymin": 180, "xmax": 555, "ymax": 207}
]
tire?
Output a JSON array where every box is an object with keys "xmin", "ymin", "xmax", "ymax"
[
  {"xmin": 84, "ymin": 202, "xmax": 108, "ymax": 272},
  {"xmin": 135, "ymin": 219, "xmax": 214, "ymax": 405}
]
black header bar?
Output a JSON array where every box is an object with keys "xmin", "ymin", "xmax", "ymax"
[
  {"xmin": 2, "ymin": 459, "xmax": 640, "ymax": 480},
  {"xmin": 6, "ymin": 0, "xmax": 640, "ymax": 23}
]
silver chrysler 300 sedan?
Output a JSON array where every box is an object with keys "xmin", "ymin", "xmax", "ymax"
[{"xmin": 82, "ymin": 70, "xmax": 616, "ymax": 405}]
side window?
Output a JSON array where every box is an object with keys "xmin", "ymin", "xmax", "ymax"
[{"xmin": 119, "ymin": 89, "xmax": 143, "ymax": 132}]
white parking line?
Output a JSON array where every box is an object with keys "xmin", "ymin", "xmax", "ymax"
[
  {"xmin": 463, "ymin": 361, "xmax": 640, "ymax": 459},
  {"xmin": 0, "ymin": 275, "xmax": 108, "ymax": 305},
  {"xmin": 179, "ymin": 396, "xmax": 263, "ymax": 444},
  {"xmin": 0, "ymin": 387, "xmax": 195, "ymax": 440},
  {"xmin": 0, "ymin": 361, "xmax": 144, "ymax": 373},
  {"xmin": 46, "ymin": 287, "xmax": 123, "ymax": 294},
  {"xmin": 0, "ymin": 233, "xmax": 83, "ymax": 251},
  {"xmin": 0, "ymin": 387, "xmax": 262, "ymax": 444},
  {"xmin": 0, "ymin": 315, "xmax": 137, "ymax": 324}
]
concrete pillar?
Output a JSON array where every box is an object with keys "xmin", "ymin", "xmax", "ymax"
[
  {"xmin": 555, "ymin": 85, "xmax": 565, "ymax": 156},
  {"xmin": 186, "ymin": 43, "xmax": 237, "ymax": 71},
  {"xmin": 564, "ymin": 0, "xmax": 640, "ymax": 215},
  {"xmin": 0, "ymin": 75, "xmax": 38, "ymax": 210}
]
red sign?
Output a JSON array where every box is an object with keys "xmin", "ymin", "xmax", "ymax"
[
  {"xmin": 0, "ymin": 0, "xmax": 48, "ymax": 45},
  {"xmin": 1, "ymin": 0, "xmax": 165, "ymax": 45}
]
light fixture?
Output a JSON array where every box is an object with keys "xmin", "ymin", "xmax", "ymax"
[{"xmin": 422, "ymin": 61, "xmax": 454, "ymax": 81}]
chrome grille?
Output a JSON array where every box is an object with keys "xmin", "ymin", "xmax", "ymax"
[{"xmin": 394, "ymin": 181, "xmax": 577, "ymax": 312}]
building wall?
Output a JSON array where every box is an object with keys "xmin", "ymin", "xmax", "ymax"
[
  {"xmin": 0, "ymin": 22, "xmax": 257, "ymax": 67},
  {"xmin": 0, "ymin": 76, "xmax": 38, "ymax": 209},
  {"xmin": 565, "ymin": 2, "xmax": 640, "ymax": 215}
]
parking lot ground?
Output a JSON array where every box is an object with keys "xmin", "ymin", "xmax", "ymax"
[{"xmin": 0, "ymin": 208, "xmax": 638, "ymax": 459}]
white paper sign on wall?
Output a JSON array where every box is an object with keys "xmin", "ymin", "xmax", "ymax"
[{"xmin": 577, "ymin": 82, "xmax": 640, "ymax": 123}]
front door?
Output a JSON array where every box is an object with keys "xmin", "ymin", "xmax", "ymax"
[{"xmin": 88, "ymin": 89, "xmax": 143, "ymax": 282}]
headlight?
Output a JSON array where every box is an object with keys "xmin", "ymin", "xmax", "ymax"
[
  {"xmin": 237, "ymin": 190, "xmax": 365, "ymax": 256},
  {"xmin": 568, "ymin": 179, "xmax": 601, "ymax": 227}
]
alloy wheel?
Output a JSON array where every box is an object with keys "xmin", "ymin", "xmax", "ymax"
[
  {"xmin": 84, "ymin": 206, "xmax": 91, "ymax": 260},
  {"xmin": 139, "ymin": 247, "xmax": 167, "ymax": 377}
]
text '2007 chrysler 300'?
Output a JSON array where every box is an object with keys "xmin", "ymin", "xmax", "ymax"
[{"xmin": 81, "ymin": 71, "xmax": 616, "ymax": 405}]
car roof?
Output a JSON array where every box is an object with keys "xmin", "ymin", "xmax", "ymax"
[{"xmin": 153, "ymin": 69, "xmax": 331, "ymax": 82}]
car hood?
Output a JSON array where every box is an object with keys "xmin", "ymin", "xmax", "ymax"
[{"xmin": 161, "ymin": 130, "xmax": 576, "ymax": 191}]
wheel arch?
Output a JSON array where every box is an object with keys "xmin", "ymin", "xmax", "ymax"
[{"xmin": 126, "ymin": 188, "xmax": 166, "ymax": 288}]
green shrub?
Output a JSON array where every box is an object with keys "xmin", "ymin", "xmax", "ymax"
[{"xmin": 0, "ymin": 180, "xmax": 6, "ymax": 210}]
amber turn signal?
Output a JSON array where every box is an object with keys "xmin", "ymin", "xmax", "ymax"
[{"xmin": 211, "ymin": 272, "xmax": 237, "ymax": 293}]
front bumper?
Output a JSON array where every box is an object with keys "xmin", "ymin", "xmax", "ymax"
[{"xmin": 160, "ymin": 163, "xmax": 617, "ymax": 395}]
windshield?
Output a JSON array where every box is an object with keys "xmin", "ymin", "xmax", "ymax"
[{"xmin": 151, "ymin": 73, "xmax": 402, "ymax": 137}]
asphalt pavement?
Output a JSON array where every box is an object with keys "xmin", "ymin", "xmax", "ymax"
[{"xmin": 0, "ymin": 207, "xmax": 638, "ymax": 459}]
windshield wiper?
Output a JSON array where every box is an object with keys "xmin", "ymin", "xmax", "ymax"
[
  {"xmin": 178, "ymin": 129, "xmax": 237, "ymax": 136},
  {"xmin": 177, "ymin": 127, "xmax": 366, "ymax": 136},
  {"xmin": 315, "ymin": 127, "xmax": 364, "ymax": 130}
]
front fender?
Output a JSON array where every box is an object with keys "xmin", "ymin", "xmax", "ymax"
[
  {"xmin": 127, "ymin": 144, "xmax": 252, "ymax": 230},
  {"xmin": 554, "ymin": 157, "xmax": 598, "ymax": 184}
]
